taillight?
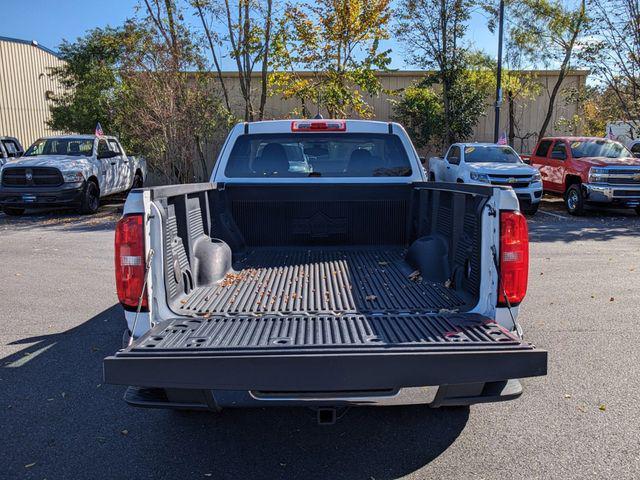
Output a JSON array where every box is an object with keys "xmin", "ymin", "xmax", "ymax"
[
  {"xmin": 498, "ymin": 210, "xmax": 529, "ymax": 306},
  {"xmin": 291, "ymin": 120, "xmax": 346, "ymax": 131},
  {"xmin": 115, "ymin": 214, "xmax": 148, "ymax": 311}
]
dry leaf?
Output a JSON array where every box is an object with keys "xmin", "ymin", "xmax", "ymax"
[
  {"xmin": 121, "ymin": 429, "xmax": 129, "ymax": 436},
  {"xmin": 564, "ymin": 394, "xmax": 571, "ymax": 399},
  {"xmin": 599, "ymin": 404, "xmax": 606, "ymax": 411},
  {"xmin": 24, "ymin": 463, "xmax": 36, "ymax": 468},
  {"xmin": 365, "ymin": 295, "xmax": 377, "ymax": 301},
  {"xmin": 609, "ymin": 297, "xmax": 615, "ymax": 302}
]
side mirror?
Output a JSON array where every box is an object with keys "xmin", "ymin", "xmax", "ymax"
[
  {"xmin": 520, "ymin": 155, "xmax": 531, "ymax": 165},
  {"xmin": 419, "ymin": 156, "xmax": 427, "ymax": 165}
]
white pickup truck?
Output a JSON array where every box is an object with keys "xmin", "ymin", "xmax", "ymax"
[
  {"xmin": 428, "ymin": 143, "xmax": 543, "ymax": 215},
  {"xmin": 0, "ymin": 134, "xmax": 146, "ymax": 215},
  {"xmin": 103, "ymin": 120, "xmax": 546, "ymax": 422}
]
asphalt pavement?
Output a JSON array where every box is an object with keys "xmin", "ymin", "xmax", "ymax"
[{"xmin": 1, "ymin": 198, "xmax": 639, "ymax": 479}]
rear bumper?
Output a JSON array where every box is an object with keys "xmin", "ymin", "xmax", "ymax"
[
  {"xmin": 584, "ymin": 183, "xmax": 640, "ymax": 206},
  {"xmin": 0, "ymin": 182, "xmax": 84, "ymax": 208},
  {"xmin": 122, "ymin": 379, "xmax": 524, "ymax": 410}
]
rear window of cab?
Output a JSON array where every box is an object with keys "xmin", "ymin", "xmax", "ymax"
[{"xmin": 224, "ymin": 133, "xmax": 412, "ymax": 178}]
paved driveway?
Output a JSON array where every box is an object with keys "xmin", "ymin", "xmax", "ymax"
[{"xmin": 1, "ymin": 200, "xmax": 639, "ymax": 479}]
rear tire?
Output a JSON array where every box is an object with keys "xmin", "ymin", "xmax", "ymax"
[
  {"xmin": 132, "ymin": 172, "xmax": 144, "ymax": 189},
  {"xmin": 2, "ymin": 207, "xmax": 25, "ymax": 216},
  {"xmin": 564, "ymin": 184, "xmax": 585, "ymax": 215},
  {"xmin": 78, "ymin": 181, "xmax": 100, "ymax": 215}
]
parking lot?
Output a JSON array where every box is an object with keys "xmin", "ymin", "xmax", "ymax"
[{"xmin": 1, "ymin": 199, "xmax": 639, "ymax": 480}]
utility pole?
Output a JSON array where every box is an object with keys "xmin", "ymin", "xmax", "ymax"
[{"xmin": 494, "ymin": 0, "xmax": 505, "ymax": 143}]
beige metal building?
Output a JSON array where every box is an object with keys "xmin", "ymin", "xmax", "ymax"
[
  {"xmin": 216, "ymin": 70, "xmax": 588, "ymax": 154},
  {"xmin": 0, "ymin": 36, "xmax": 64, "ymax": 148},
  {"xmin": 0, "ymin": 35, "xmax": 587, "ymax": 156}
]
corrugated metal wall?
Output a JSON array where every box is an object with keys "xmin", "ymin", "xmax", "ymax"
[
  {"xmin": 0, "ymin": 38, "xmax": 65, "ymax": 148},
  {"xmin": 0, "ymin": 36, "xmax": 587, "ymax": 158},
  {"xmin": 217, "ymin": 70, "xmax": 588, "ymax": 155}
]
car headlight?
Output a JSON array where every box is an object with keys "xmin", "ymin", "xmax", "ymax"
[
  {"xmin": 532, "ymin": 171, "xmax": 542, "ymax": 182},
  {"xmin": 62, "ymin": 171, "xmax": 85, "ymax": 183},
  {"xmin": 470, "ymin": 172, "xmax": 491, "ymax": 183},
  {"xmin": 588, "ymin": 167, "xmax": 606, "ymax": 183}
]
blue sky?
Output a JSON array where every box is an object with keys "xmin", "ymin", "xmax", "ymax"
[{"xmin": 1, "ymin": 0, "xmax": 499, "ymax": 70}]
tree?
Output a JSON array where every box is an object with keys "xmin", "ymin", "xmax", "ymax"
[
  {"xmin": 118, "ymin": 0, "xmax": 232, "ymax": 184},
  {"xmin": 48, "ymin": 27, "xmax": 125, "ymax": 135},
  {"xmin": 396, "ymin": 0, "xmax": 474, "ymax": 145},
  {"xmin": 581, "ymin": 0, "xmax": 640, "ymax": 130},
  {"xmin": 392, "ymin": 64, "xmax": 491, "ymax": 150},
  {"xmin": 270, "ymin": 0, "xmax": 392, "ymax": 118},
  {"xmin": 506, "ymin": 0, "xmax": 588, "ymax": 139},
  {"xmin": 192, "ymin": 0, "xmax": 274, "ymax": 120}
]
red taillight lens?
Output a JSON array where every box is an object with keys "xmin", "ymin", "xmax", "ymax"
[
  {"xmin": 291, "ymin": 120, "xmax": 346, "ymax": 131},
  {"xmin": 115, "ymin": 214, "xmax": 148, "ymax": 311},
  {"xmin": 498, "ymin": 210, "xmax": 529, "ymax": 306}
]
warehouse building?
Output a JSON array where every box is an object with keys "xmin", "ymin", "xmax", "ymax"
[
  {"xmin": 0, "ymin": 36, "xmax": 64, "ymax": 148},
  {"xmin": 0, "ymin": 35, "xmax": 587, "ymax": 156}
]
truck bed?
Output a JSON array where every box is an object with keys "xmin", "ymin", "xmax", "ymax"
[{"xmin": 176, "ymin": 246, "xmax": 469, "ymax": 317}]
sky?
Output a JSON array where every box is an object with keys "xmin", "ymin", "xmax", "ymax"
[{"xmin": 0, "ymin": 0, "xmax": 499, "ymax": 70}]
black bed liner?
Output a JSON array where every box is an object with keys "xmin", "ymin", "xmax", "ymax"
[
  {"xmin": 175, "ymin": 247, "xmax": 469, "ymax": 316},
  {"xmin": 104, "ymin": 313, "xmax": 547, "ymax": 391}
]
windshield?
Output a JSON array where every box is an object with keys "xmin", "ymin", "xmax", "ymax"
[
  {"xmin": 464, "ymin": 145, "xmax": 521, "ymax": 163},
  {"xmin": 569, "ymin": 140, "xmax": 631, "ymax": 159},
  {"xmin": 224, "ymin": 133, "xmax": 412, "ymax": 178},
  {"xmin": 24, "ymin": 138, "xmax": 94, "ymax": 157}
]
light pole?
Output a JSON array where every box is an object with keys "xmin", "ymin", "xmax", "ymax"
[{"xmin": 494, "ymin": 0, "xmax": 505, "ymax": 143}]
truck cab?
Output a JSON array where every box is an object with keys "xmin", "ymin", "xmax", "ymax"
[
  {"xmin": 530, "ymin": 137, "xmax": 640, "ymax": 215},
  {"xmin": 0, "ymin": 136, "xmax": 24, "ymax": 166},
  {"xmin": 103, "ymin": 120, "xmax": 546, "ymax": 418},
  {"xmin": 0, "ymin": 135, "xmax": 145, "ymax": 215},
  {"xmin": 428, "ymin": 143, "xmax": 543, "ymax": 215}
]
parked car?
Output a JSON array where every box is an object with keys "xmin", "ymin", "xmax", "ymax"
[
  {"xmin": 530, "ymin": 136, "xmax": 640, "ymax": 215},
  {"xmin": 428, "ymin": 143, "xmax": 543, "ymax": 215},
  {"xmin": 103, "ymin": 119, "xmax": 547, "ymax": 420},
  {"xmin": 0, "ymin": 136, "xmax": 24, "ymax": 166},
  {"xmin": 0, "ymin": 135, "xmax": 146, "ymax": 215}
]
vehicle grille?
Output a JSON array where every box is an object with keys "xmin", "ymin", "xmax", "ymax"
[
  {"xmin": 1, "ymin": 167, "xmax": 63, "ymax": 187},
  {"xmin": 599, "ymin": 168, "xmax": 640, "ymax": 185},
  {"xmin": 488, "ymin": 174, "xmax": 533, "ymax": 189}
]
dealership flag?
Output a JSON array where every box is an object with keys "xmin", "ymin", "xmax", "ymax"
[
  {"xmin": 497, "ymin": 131, "xmax": 508, "ymax": 145},
  {"xmin": 95, "ymin": 122, "xmax": 104, "ymax": 137}
]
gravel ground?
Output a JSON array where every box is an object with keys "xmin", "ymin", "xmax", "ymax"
[{"xmin": 1, "ymin": 199, "xmax": 639, "ymax": 480}]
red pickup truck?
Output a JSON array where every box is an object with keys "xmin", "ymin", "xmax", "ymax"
[{"xmin": 528, "ymin": 136, "xmax": 640, "ymax": 215}]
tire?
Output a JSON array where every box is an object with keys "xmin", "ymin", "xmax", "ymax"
[
  {"xmin": 564, "ymin": 183, "xmax": 585, "ymax": 215},
  {"xmin": 132, "ymin": 172, "xmax": 144, "ymax": 189},
  {"xmin": 78, "ymin": 181, "xmax": 100, "ymax": 215},
  {"xmin": 522, "ymin": 203, "xmax": 539, "ymax": 216},
  {"xmin": 2, "ymin": 207, "xmax": 25, "ymax": 216}
]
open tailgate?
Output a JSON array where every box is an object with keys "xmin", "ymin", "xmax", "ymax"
[{"xmin": 104, "ymin": 313, "xmax": 547, "ymax": 391}]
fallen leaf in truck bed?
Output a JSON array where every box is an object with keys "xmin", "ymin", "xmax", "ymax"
[
  {"xmin": 378, "ymin": 261, "xmax": 389, "ymax": 266},
  {"xmin": 24, "ymin": 463, "xmax": 36, "ymax": 468},
  {"xmin": 444, "ymin": 279, "xmax": 452, "ymax": 288},
  {"xmin": 408, "ymin": 270, "xmax": 422, "ymax": 282},
  {"xmin": 365, "ymin": 295, "xmax": 377, "ymax": 301},
  {"xmin": 121, "ymin": 429, "xmax": 129, "ymax": 436}
]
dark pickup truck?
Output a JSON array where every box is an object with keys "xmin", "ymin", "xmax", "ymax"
[{"xmin": 104, "ymin": 120, "xmax": 546, "ymax": 420}]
